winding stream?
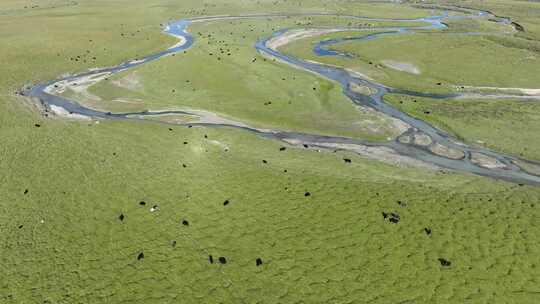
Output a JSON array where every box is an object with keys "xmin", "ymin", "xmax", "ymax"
[{"xmin": 25, "ymin": 7, "xmax": 540, "ymax": 185}]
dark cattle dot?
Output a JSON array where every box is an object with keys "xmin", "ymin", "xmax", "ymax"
[
  {"xmin": 139, "ymin": 201, "xmax": 146, "ymax": 206},
  {"xmin": 24, "ymin": 189, "xmax": 29, "ymax": 195},
  {"xmin": 172, "ymin": 240, "xmax": 177, "ymax": 247},
  {"xmin": 279, "ymin": 147, "xmax": 286, "ymax": 151},
  {"xmin": 137, "ymin": 252, "xmax": 145, "ymax": 260},
  {"xmin": 119, "ymin": 214, "xmax": 125, "ymax": 221},
  {"xmin": 223, "ymin": 200, "xmax": 230, "ymax": 206},
  {"xmin": 436, "ymin": 82, "xmax": 442, "ymax": 86},
  {"xmin": 303, "ymin": 144, "xmax": 308, "ymax": 148},
  {"xmin": 182, "ymin": 164, "xmax": 187, "ymax": 168},
  {"xmin": 18, "ymin": 225, "xmax": 23, "ymax": 229},
  {"xmin": 304, "ymin": 192, "xmax": 311, "ymax": 197},
  {"xmin": 182, "ymin": 220, "xmax": 189, "ymax": 226},
  {"xmin": 343, "ymin": 158, "xmax": 352, "ymax": 163},
  {"xmin": 262, "ymin": 160, "xmax": 268, "ymax": 164},
  {"xmin": 438, "ymin": 258, "xmax": 451, "ymax": 267},
  {"xmin": 209, "ymin": 255, "xmax": 214, "ymax": 264},
  {"xmin": 218, "ymin": 256, "xmax": 227, "ymax": 264},
  {"xmin": 256, "ymin": 258, "xmax": 263, "ymax": 266},
  {"xmin": 34, "ymin": 124, "xmax": 41, "ymax": 128},
  {"xmin": 397, "ymin": 200, "xmax": 407, "ymax": 207},
  {"xmin": 385, "ymin": 212, "xmax": 400, "ymax": 224},
  {"xmin": 183, "ymin": 141, "xmax": 188, "ymax": 145},
  {"xmin": 169, "ymin": 128, "xmax": 173, "ymax": 131},
  {"xmin": 424, "ymin": 227, "xmax": 432, "ymax": 235}
]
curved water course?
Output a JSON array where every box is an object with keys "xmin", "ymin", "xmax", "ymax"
[{"xmin": 25, "ymin": 9, "xmax": 540, "ymax": 185}]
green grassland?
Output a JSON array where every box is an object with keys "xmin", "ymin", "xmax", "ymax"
[
  {"xmin": 330, "ymin": 33, "xmax": 540, "ymax": 91},
  {"xmin": 2, "ymin": 0, "xmax": 540, "ymax": 303},
  {"xmin": 436, "ymin": 0, "xmax": 540, "ymax": 40},
  {"xmin": 83, "ymin": 17, "xmax": 431, "ymax": 140},
  {"xmin": 280, "ymin": 24, "xmax": 539, "ymax": 94},
  {"xmin": 81, "ymin": 17, "xmax": 441, "ymax": 140},
  {"xmin": 7, "ymin": 116, "xmax": 540, "ymax": 303}
]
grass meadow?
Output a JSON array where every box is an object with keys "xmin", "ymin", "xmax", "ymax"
[{"xmin": 1, "ymin": 0, "xmax": 540, "ymax": 303}]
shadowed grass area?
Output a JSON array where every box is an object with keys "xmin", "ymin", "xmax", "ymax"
[{"xmin": 2, "ymin": 0, "xmax": 540, "ymax": 303}]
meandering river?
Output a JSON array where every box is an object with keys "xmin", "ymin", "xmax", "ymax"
[{"xmin": 26, "ymin": 8, "xmax": 540, "ymax": 185}]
